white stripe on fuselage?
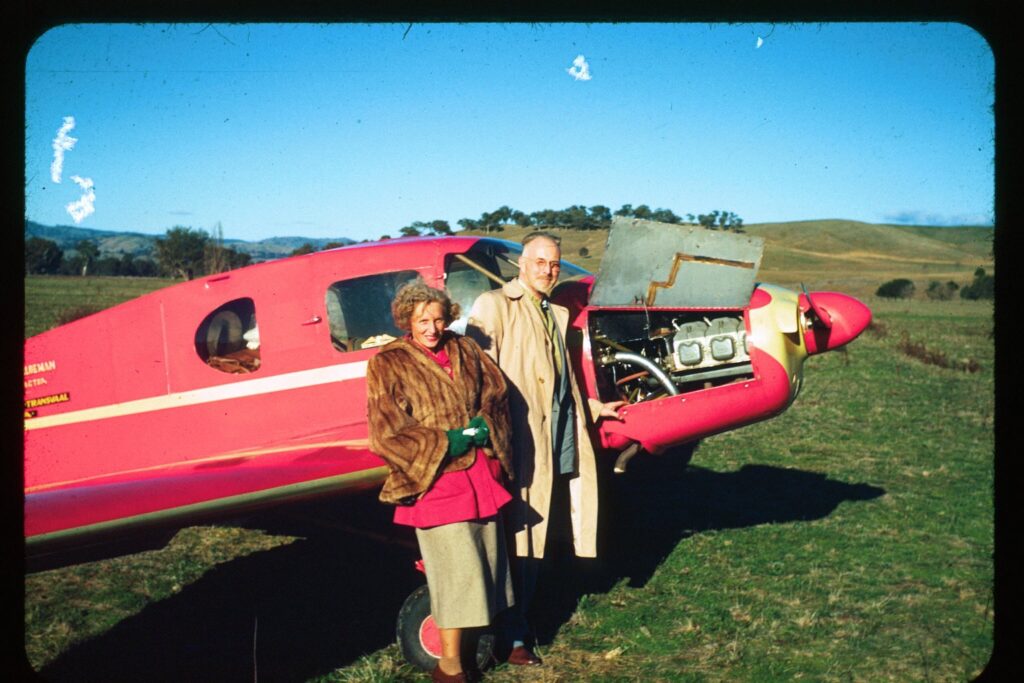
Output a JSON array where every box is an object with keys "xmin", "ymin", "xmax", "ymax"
[{"xmin": 24, "ymin": 360, "xmax": 369, "ymax": 431}]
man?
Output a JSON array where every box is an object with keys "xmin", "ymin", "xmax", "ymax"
[{"xmin": 466, "ymin": 231, "xmax": 624, "ymax": 665}]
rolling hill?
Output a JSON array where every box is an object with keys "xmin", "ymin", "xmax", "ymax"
[
  {"xmin": 458, "ymin": 219, "xmax": 994, "ymax": 299},
  {"xmin": 24, "ymin": 220, "xmax": 355, "ymax": 262}
]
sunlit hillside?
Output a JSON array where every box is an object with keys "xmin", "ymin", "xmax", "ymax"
[{"xmin": 459, "ymin": 220, "xmax": 994, "ymax": 300}]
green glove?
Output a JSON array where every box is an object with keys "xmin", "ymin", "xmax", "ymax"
[
  {"xmin": 445, "ymin": 428, "xmax": 472, "ymax": 457},
  {"xmin": 467, "ymin": 415, "xmax": 490, "ymax": 446}
]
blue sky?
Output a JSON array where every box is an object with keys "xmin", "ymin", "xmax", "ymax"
[{"xmin": 24, "ymin": 22, "xmax": 994, "ymax": 243}]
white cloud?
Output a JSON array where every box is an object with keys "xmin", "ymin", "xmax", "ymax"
[
  {"xmin": 50, "ymin": 116, "xmax": 77, "ymax": 183},
  {"xmin": 66, "ymin": 175, "xmax": 96, "ymax": 223},
  {"xmin": 756, "ymin": 37, "xmax": 764, "ymax": 49},
  {"xmin": 881, "ymin": 210, "xmax": 993, "ymax": 227},
  {"xmin": 567, "ymin": 54, "xmax": 592, "ymax": 81}
]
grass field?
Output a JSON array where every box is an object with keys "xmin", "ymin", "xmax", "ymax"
[
  {"xmin": 21, "ymin": 227, "xmax": 996, "ymax": 681},
  {"xmin": 23, "ymin": 275, "xmax": 171, "ymax": 338}
]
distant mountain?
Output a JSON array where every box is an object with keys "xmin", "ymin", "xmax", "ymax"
[{"xmin": 24, "ymin": 220, "xmax": 356, "ymax": 262}]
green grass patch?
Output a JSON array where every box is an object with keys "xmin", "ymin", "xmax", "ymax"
[{"xmin": 24, "ymin": 275, "xmax": 173, "ymax": 338}]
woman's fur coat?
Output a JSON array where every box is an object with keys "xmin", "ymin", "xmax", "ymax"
[{"xmin": 366, "ymin": 332, "xmax": 513, "ymax": 504}]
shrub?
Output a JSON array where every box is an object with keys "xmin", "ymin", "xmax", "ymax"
[
  {"xmin": 579, "ymin": 246, "xmax": 590, "ymax": 258},
  {"xmin": 960, "ymin": 267, "xmax": 994, "ymax": 300},
  {"xmin": 876, "ymin": 278, "xmax": 916, "ymax": 299},
  {"xmin": 25, "ymin": 237, "xmax": 64, "ymax": 274},
  {"xmin": 926, "ymin": 280, "xmax": 960, "ymax": 301}
]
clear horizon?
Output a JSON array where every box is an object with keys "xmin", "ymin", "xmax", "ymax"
[{"xmin": 25, "ymin": 23, "xmax": 995, "ymax": 243}]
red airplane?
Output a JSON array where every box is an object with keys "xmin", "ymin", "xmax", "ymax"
[{"xmin": 23, "ymin": 221, "xmax": 871, "ymax": 669}]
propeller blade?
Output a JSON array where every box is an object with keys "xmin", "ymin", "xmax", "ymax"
[{"xmin": 801, "ymin": 283, "xmax": 833, "ymax": 330}]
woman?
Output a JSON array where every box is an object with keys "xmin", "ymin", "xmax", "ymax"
[{"xmin": 366, "ymin": 281, "xmax": 515, "ymax": 682}]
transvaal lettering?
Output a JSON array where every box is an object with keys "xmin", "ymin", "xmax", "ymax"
[{"xmin": 24, "ymin": 392, "xmax": 71, "ymax": 409}]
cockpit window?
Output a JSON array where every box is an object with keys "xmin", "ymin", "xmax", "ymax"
[
  {"xmin": 325, "ymin": 270, "xmax": 421, "ymax": 352},
  {"xmin": 195, "ymin": 297, "xmax": 261, "ymax": 373},
  {"xmin": 444, "ymin": 240, "xmax": 589, "ymax": 333}
]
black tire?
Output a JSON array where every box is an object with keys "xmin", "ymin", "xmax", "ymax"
[{"xmin": 396, "ymin": 584, "xmax": 496, "ymax": 672}]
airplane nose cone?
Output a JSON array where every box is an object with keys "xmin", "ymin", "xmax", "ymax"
[{"xmin": 801, "ymin": 291, "xmax": 872, "ymax": 355}]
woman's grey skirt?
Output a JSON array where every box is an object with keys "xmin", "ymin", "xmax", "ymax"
[{"xmin": 415, "ymin": 515, "xmax": 514, "ymax": 629}]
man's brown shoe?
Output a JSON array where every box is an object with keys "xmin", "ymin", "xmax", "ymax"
[
  {"xmin": 431, "ymin": 664, "xmax": 468, "ymax": 682},
  {"xmin": 507, "ymin": 645, "xmax": 543, "ymax": 666}
]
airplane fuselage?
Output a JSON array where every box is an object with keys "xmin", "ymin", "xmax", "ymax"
[{"xmin": 23, "ymin": 235, "xmax": 870, "ymax": 558}]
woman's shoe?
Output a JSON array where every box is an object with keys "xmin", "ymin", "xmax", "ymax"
[{"xmin": 507, "ymin": 645, "xmax": 543, "ymax": 666}]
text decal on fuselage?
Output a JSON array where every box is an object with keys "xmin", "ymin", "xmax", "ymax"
[
  {"xmin": 25, "ymin": 360, "xmax": 57, "ymax": 376},
  {"xmin": 25, "ymin": 392, "xmax": 71, "ymax": 410}
]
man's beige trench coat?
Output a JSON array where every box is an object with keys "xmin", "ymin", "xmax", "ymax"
[{"xmin": 467, "ymin": 279, "xmax": 603, "ymax": 559}]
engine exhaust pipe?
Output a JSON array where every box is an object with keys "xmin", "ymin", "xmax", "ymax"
[{"xmin": 611, "ymin": 352, "xmax": 679, "ymax": 396}]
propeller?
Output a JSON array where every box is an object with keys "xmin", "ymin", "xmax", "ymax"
[{"xmin": 800, "ymin": 283, "xmax": 833, "ymax": 330}]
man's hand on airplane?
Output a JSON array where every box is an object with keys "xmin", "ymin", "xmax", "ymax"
[{"xmin": 599, "ymin": 400, "xmax": 627, "ymax": 420}]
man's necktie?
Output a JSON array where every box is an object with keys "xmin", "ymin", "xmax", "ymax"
[{"xmin": 540, "ymin": 298, "xmax": 563, "ymax": 377}]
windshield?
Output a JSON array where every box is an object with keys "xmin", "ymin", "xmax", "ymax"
[
  {"xmin": 458, "ymin": 239, "xmax": 588, "ymax": 280},
  {"xmin": 444, "ymin": 239, "xmax": 590, "ymax": 333}
]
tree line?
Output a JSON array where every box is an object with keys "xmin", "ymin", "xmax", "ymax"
[
  {"xmin": 387, "ymin": 204, "xmax": 743, "ymax": 238},
  {"xmin": 25, "ymin": 236, "xmax": 161, "ymax": 277},
  {"xmin": 25, "ymin": 225, "xmax": 251, "ymax": 280},
  {"xmin": 875, "ymin": 267, "xmax": 994, "ymax": 301}
]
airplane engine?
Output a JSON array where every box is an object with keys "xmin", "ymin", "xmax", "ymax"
[
  {"xmin": 589, "ymin": 309, "xmax": 755, "ymax": 404},
  {"xmin": 580, "ymin": 281, "xmax": 870, "ymax": 459}
]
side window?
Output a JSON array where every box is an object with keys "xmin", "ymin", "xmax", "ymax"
[
  {"xmin": 195, "ymin": 297, "xmax": 260, "ymax": 373},
  {"xmin": 325, "ymin": 270, "xmax": 420, "ymax": 352}
]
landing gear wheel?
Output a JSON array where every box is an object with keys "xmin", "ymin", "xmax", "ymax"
[{"xmin": 396, "ymin": 584, "xmax": 496, "ymax": 672}]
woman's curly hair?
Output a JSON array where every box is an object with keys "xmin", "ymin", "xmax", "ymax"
[{"xmin": 391, "ymin": 280, "xmax": 461, "ymax": 331}]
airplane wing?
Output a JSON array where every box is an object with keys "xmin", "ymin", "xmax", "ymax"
[{"xmin": 25, "ymin": 425, "xmax": 386, "ymax": 554}]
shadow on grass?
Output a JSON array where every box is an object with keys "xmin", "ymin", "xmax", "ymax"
[
  {"xmin": 35, "ymin": 489, "xmax": 422, "ymax": 683},
  {"xmin": 35, "ymin": 447, "xmax": 884, "ymax": 682},
  {"xmin": 528, "ymin": 444, "xmax": 886, "ymax": 645}
]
